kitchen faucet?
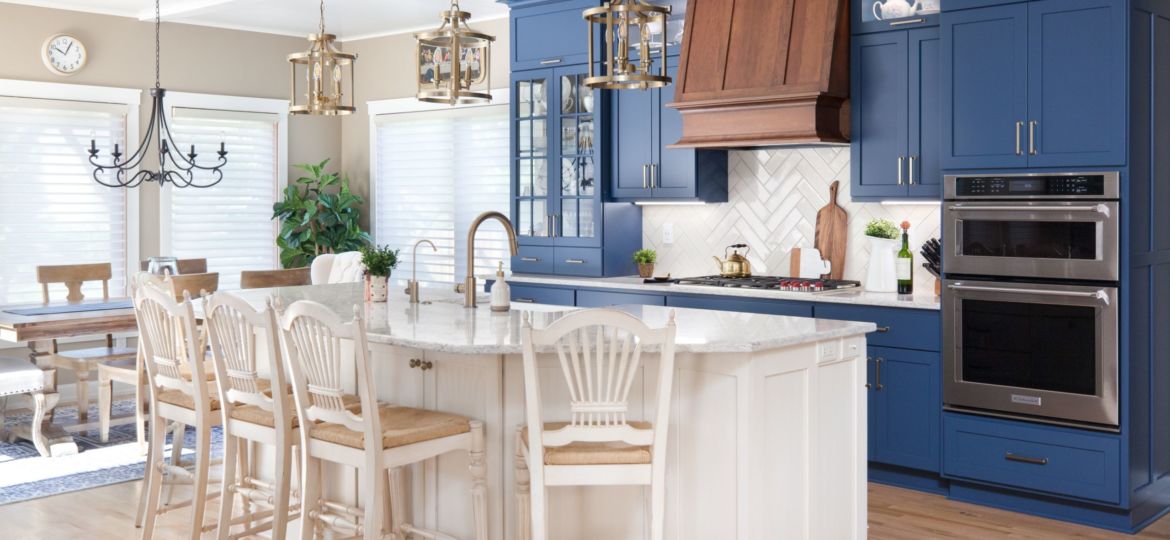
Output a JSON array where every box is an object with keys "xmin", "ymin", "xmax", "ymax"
[
  {"xmin": 456, "ymin": 211, "xmax": 519, "ymax": 308},
  {"xmin": 405, "ymin": 239, "xmax": 437, "ymax": 304}
]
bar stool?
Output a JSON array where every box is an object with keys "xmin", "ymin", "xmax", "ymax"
[
  {"xmin": 514, "ymin": 309, "xmax": 678, "ymax": 540},
  {"xmin": 278, "ymin": 300, "xmax": 487, "ymax": 540}
]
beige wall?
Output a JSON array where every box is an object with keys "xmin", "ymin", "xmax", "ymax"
[
  {"xmin": 0, "ymin": 3, "xmax": 342, "ymax": 260},
  {"xmin": 339, "ymin": 18, "xmax": 511, "ymax": 230}
]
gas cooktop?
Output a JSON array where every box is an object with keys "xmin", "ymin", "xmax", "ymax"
[{"xmin": 675, "ymin": 275, "xmax": 862, "ymax": 293}]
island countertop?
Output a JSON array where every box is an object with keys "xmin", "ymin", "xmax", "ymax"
[{"xmin": 223, "ymin": 282, "xmax": 877, "ymax": 355}]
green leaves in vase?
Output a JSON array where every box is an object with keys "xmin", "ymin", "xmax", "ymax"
[{"xmin": 273, "ymin": 159, "xmax": 372, "ymax": 269}]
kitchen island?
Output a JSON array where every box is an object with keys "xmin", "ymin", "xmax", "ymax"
[{"xmin": 227, "ymin": 282, "xmax": 874, "ymax": 540}]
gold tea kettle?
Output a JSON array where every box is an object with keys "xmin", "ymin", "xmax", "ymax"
[{"xmin": 712, "ymin": 244, "xmax": 752, "ymax": 278}]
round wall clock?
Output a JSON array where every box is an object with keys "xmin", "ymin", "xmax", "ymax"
[{"xmin": 42, "ymin": 34, "xmax": 88, "ymax": 76}]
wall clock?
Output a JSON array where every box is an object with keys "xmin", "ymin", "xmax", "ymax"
[{"xmin": 42, "ymin": 34, "xmax": 88, "ymax": 76}]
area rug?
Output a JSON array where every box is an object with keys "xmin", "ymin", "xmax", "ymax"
[{"xmin": 0, "ymin": 400, "xmax": 223, "ymax": 506}]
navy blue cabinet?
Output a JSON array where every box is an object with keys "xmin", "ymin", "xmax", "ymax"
[
  {"xmin": 610, "ymin": 56, "xmax": 727, "ymax": 202},
  {"xmin": 507, "ymin": 0, "xmax": 596, "ymax": 71},
  {"xmin": 852, "ymin": 27, "xmax": 940, "ymax": 200},
  {"xmin": 941, "ymin": 0, "xmax": 1125, "ymax": 169},
  {"xmin": 854, "ymin": 0, "xmax": 940, "ymax": 35},
  {"xmin": 869, "ymin": 346, "xmax": 941, "ymax": 472},
  {"xmin": 576, "ymin": 290, "xmax": 666, "ymax": 307}
]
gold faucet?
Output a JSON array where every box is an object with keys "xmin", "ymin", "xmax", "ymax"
[
  {"xmin": 405, "ymin": 239, "xmax": 437, "ymax": 304},
  {"xmin": 456, "ymin": 211, "xmax": 519, "ymax": 308}
]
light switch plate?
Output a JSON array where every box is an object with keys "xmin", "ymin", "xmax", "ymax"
[{"xmin": 663, "ymin": 223, "xmax": 674, "ymax": 245}]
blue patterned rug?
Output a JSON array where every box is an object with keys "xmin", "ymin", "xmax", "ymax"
[{"xmin": 0, "ymin": 399, "xmax": 223, "ymax": 506}]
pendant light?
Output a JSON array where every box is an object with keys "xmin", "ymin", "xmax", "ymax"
[
  {"xmin": 289, "ymin": 0, "xmax": 356, "ymax": 115},
  {"xmin": 87, "ymin": 0, "xmax": 228, "ymax": 188},
  {"xmin": 415, "ymin": 0, "xmax": 495, "ymax": 105},
  {"xmin": 583, "ymin": 0, "xmax": 671, "ymax": 90}
]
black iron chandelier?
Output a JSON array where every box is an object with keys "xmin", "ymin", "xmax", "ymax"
[{"xmin": 88, "ymin": 0, "xmax": 228, "ymax": 188}]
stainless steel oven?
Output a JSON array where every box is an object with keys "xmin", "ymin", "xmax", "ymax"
[
  {"xmin": 943, "ymin": 172, "xmax": 1120, "ymax": 281},
  {"xmin": 943, "ymin": 279, "xmax": 1119, "ymax": 428}
]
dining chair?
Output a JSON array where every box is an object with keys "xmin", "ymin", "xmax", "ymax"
[
  {"xmin": 515, "ymin": 308, "xmax": 678, "ymax": 540},
  {"xmin": 139, "ymin": 258, "xmax": 209, "ymax": 275},
  {"xmin": 134, "ymin": 284, "xmax": 222, "ymax": 539},
  {"xmin": 279, "ymin": 300, "xmax": 487, "ymax": 540},
  {"xmin": 309, "ymin": 252, "xmax": 365, "ymax": 284},
  {"xmin": 240, "ymin": 267, "xmax": 311, "ymax": 289},
  {"xmin": 204, "ymin": 291, "xmax": 299, "ymax": 540},
  {"xmin": 0, "ymin": 356, "xmax": 50, "ymax": 456},
  {"xmin": 35, "ymin": 263, "xmax": 137, "ymax": 425},
  {"xmin": 164, "ymin": 272, "xmax": 219, "ymax": 301}
]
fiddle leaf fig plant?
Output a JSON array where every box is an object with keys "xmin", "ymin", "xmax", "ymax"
[{"xmin": 272, "ymin": 159, "xmax": 372, "ymax": 269}]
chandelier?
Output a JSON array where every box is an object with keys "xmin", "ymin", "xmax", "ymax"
[
  {"xmin": 289, "ymin": 0, "xmax": 356, "ymax": 115},
  {"xmin": 415, "ymin": 0, "xmax": 495, "ymax": 105},
  {"xmin": 583, "ymin": 0, "xmax": 671, "ymax": 90},
  {"xmin": 87, "ymin": 0, "xmax": 228, "ymax": 188}
]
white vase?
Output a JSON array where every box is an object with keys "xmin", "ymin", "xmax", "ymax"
[
  {"xmin": 366, "ymin": 275, "xmax": 389, "ymax": 302},
  {"xmin": 865, "ymin": 236, "xmax": 900, "ymax": 293}
]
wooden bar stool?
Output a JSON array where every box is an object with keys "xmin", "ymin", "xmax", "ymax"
[
  {"xmin": 35, "ymin": 263, "xmax": 137, "ymax": 426},
  {"xmin": 204, "ymin": 291, "xmax": 300, "ymax": 540},
  {"xmin": 134, "ymin": 285, "xmax": 222, "ymax": 539},
  {"xmin": 515, "ymin": 309, "xmax": 678, "ymax": 540},
  {"xmin": 278, "ymin": 300, "xmax": 487, "ymax": 540},
  {"xmin": 240, "ymin": 267, "xmax": 311, "ymax": 289}
]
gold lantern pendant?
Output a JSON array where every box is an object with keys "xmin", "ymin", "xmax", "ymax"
[
  {"xmin": 289, "ymin": 0, "xmax": 356, "ymax": 115},
  {"xmin": 416, "ymin": 0, "xmax": 495, "ymax": 105},
  {"xmin": 584, "ymin": 0, "xmax": 671, "ymax": 90}
]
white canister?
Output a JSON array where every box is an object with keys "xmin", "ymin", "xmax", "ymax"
[
  {"xmin": 491, "ymin": 262, "xmax": 511, "ymax": 312},
  {"xmin": 865, "ymin": 236, "xmax": 901, "ymax": 293}
]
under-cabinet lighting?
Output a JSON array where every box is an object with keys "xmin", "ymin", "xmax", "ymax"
[
  {"xmin": 634, "ymin": 201, "xmax": 706, "ymax": 206},
  {"xmin": 879, "ymin": 200, "xmax": 942, "ymax": 206}
]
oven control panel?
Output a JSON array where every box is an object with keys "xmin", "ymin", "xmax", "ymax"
[{"xmin": 946, "ymin": 172, "xmax": 1119, "ymax": 199}]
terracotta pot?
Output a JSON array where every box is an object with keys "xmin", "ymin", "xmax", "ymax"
[
  {"xmin": 637, "ymin": 263, "xmax": 655, "ymax": 278},
  {"xmin": 366, "ymin": 274, "xmax": 389, "ymax": 302}
]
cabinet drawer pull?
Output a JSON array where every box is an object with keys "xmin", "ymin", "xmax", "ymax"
[
  {"xmin": 874, "ymin": 357, "xmax": 884, "ymax": 391},
  {"xmin": 520, "ymin": 257, "xmax": 541, "ymax": 263},
  {"xmin": 1005, "ymin": 452, "xmax": 1048, "ymax": 466},
  {"xmin": 514, "ymin": 297, "xmax": 536, "ymax": 303},
  {"xmin": 564, "ymin": 258, "xmax": 587, "ymax": 265},
  {"xmin": 897, "ymin": 156, "xmax": 905, "ymax": 186},
  {"xmin": 1015, "ymin": 121, "xmax": 1024, "ymax": 156},
  {"xmin": 889, "ymin": 18, "xmax": 926, "ymax": 27},
  {"xmin": 876, "ymin": 325, "xmax": 891, "ymax": 333},
  {"xmin": 539, "ymin": 58, "xmax": 563, "ymax": 65}
]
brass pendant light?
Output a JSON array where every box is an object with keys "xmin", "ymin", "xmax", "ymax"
[
  {"xmin": 415, "ymin": 0, "xmax": 495, "ymax": 105},
  {"xmin": 288, "ymin": 0, "xmax": 356, "ymax": 115},
  {"xmin": 583, "ymin": 0, "xmax": 671, "ymax": 90}
]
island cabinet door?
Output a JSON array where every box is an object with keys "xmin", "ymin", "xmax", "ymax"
[{"xmin": 867, "ymin": 346, "xmax": 941, "ymax": 472}]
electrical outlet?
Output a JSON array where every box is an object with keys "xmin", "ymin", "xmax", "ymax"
[{"xmin": 663, "ymin": 223, "xmax": 674, "ymax": 245}]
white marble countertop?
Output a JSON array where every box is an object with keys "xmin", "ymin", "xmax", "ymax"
[
  {"xmin": 223, "ymin": 283, "xmax": 876, "ymax": 355},
  {"xmin": 497, "ymin": 274, "xmax": 942, "ymax": 310}
]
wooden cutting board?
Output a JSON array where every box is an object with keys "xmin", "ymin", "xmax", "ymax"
[{"xmin": 814, "ymin": 180, "xmax": 848, "ymax": 280}]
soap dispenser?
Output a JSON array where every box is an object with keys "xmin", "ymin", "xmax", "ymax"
[{"xmin": 490, "ymin": 261, "xmax": 510, "ymax": 312}]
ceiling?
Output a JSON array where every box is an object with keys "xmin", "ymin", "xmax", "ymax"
[{"xmin": 2, "ymin": 0, "xmax": 512, "ymax": 41}]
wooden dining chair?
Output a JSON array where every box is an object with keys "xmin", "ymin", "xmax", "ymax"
[
  {"xmin": 515, "ymin": 308, "xmax": 677, "ymax": 540},
  {"xmin": 239, "ymin": 267, "xmax": 311, "ymax": 289},
  {"xmin": 35, "ymin": 263, "xmax": 137, "ymax": 425},
  {"xmin": 164, "ymin": 272, "xmax": 219, "ymax": 301},
  {"xmin": 139, "ymin": 258, "xmax": 209, "ymax": 275},
  {"xmin": 279, "ymin": 300, "xmax": 487, "ymax": 540}
]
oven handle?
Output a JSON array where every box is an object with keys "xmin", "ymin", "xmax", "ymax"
[
  {"xmin": 946, "ymin": 204, "xmax": 1111, "ymax": 218},
  {"xmin": 947, "ymin": 284, "xmax": 1111, "ymax": 306}
]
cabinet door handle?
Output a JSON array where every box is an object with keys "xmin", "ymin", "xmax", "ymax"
[
  {"xmin": 908, "ymin": 156, "xmax": 916, "ymax": 185},
  {"xmin": 1015, "ymin": 121, "xmax": 1024, "ymax": 156},
  {"xmin": 564, "ymin": 258, "xmax": 587, "ymax": 265},
  {"xmin": 553, "ymin": 213, "xmax": 559, "ymax": 237},
  {"xmin": 520, "ymin": 256, "xmax": 541, "ymax": 263},
  {"xmin": 874, "ymin": 357, "xmax": 884, "ymax": 390},
  {"xmin": 876, "ymin": 325, "xmax": 891, "ymax": 333},
  {"xmin": 514, "ymin": 297, "xmax": 536, "ymax": 303},
  {"xmin": 1028, "ymin": 121, "xmax": 1038, "ymax": 155},
  {"xmin": 642, "ymin": 164, "xmax": 649, "ymax": 189},
  {"xmin": 889, "ymin": 18, "xmax": 926, "ymax": 27},
  {"xmin": 419, "ymin": 360, "xmax": 434, "ymax": 371},
  {"xmin": 539, "ymin": 58, "xmax": 563, "ymax": 65},
  {"xmin": 409, "ymin": 358, "xmax": 422, "ymax": 369},
  {"xmin": 897, "ymin": 157, "xmax": 905, "ymax": 186},
  {"xmin": 651, "ymin": 163, "xmax": 658, "ymax": 188},
  {"xmin": 1005, "ymin": 452, "xmax": 1048, "ymax": 466},
  {"xmin": 865, "ymin": 356, "xmax": 873, "ymax": 389},
  {"xmin": 546, "ymin": 213, "xmax": 553, "ymax": 237}
]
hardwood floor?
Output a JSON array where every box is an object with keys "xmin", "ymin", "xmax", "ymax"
[{"xmin": 3, "ymin": 479, "xmax": 1170, "ymax": 538}]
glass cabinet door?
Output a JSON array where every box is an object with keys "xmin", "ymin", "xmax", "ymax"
[
  {"xmin": 554, "ymin": 68, "xmax": 599, "ymax": 244},
  {"xmin": 513, "ymin": 72, "xmax": 551, "ymax": 243}
]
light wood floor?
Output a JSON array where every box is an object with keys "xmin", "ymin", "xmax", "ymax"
[{"xmin": 3, "ymin": 479, "xmax": 1170, "ymax": 539}]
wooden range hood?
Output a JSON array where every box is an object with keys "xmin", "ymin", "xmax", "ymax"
[{"xmin": 668, "ymin": 0, "xmax": 850, "ymax": 148}]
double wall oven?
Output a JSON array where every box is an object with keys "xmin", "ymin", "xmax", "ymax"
[{"xmin": 943, "ymin": 172, "xmax": 1120, "ymax": 429}]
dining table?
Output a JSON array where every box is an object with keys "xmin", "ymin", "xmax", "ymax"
[{"xmin": 0, "ymin": 298, "xmax": 136, "ymax": 457}]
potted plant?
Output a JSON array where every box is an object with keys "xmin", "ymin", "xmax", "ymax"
[
  {"xmin": 360, "ymin": 244, "xmax": 399, "ymax": 302},
  {"xmin": 863, "ymin": 218, "xmax": 900, "ymax": 293},
  {"xmin": 272, "ymin": 159, "xmax": 372, "ymax": 269},
  {"xmin": 633, "ymin": 248, "xmax": 658, "ymax": 278}
]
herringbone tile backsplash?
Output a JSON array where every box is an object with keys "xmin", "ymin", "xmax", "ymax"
[{"xmin": 641, "ymin": 147, "xmax": 942, "ymax": 287}]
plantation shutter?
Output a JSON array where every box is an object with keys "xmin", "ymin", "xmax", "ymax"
[
  {"xmin": 374, "ymin": 105, "xmax": 510, "ymax": 289},
  {"xmin": 0, "ymin": 96, "xmax": 129, "ymax": 305},
  {"xmin": 165, "ymin": 107, "xmax": 279, "ymax": 290}
]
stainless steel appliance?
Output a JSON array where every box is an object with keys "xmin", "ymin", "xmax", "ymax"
[
  {"xmin": 675, "ymin": 275, "xmax": 861, "ymax": 293},
  {"xmin": 943, "ymin": 172, "xmax": 1120, "ymax": 281}
]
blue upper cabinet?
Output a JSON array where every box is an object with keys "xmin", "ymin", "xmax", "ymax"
[
  {"xmin": 852, "ymin": 27, "xmax": 940, "ymax": 200},
  {"xmin": 941, "ymin": 0, "xmax": 1125, "ymax": 170},
  {"xmin": 508, "ymin": 0, "xmax": 595, "ymax": 71},
  {"xmin": 855, "ymin": 0, "xmax": 941, "ymax": 35},
  {"xmin": 610, "ymin": 56, "xmax": 728, "ymax": 202}
]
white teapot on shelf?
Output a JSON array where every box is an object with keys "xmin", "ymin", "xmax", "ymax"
[{"xmin": 873, "ymin": 0, "xmax": 923, "ymax": 21}]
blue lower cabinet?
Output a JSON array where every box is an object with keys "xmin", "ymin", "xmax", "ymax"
[
  {"xmin": 509, "ymin": 284, "xmax": 575, "ymax": 307},
  {"xmin": 868, "ymin": 346, "xmax": 941, "ymax": 472},
  {"xmin": 943, "ymin": 413, "xmax": 1122, "ymax": 505},
  {"xmin": 512, "ymin": 246, "xmax": 556, "ymax": 275},
  {"xmin": 665, "ymin": 294, "xmax": 813, "ymax": 317},
  {"xmin": 553, "ymin": 247, "xmax": 604, "ymax": 277},
  {"xmin": 815, "ymin": 304, "xmax": 941, "ymax": 352},
  {"xmin": 576, "ymin": 290, "xmax": 666, "ymax": 308}
]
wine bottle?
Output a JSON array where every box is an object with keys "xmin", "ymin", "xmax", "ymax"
[{"xmin": 897, "ymin": 221, "xmax": 913, "ymax": 294}]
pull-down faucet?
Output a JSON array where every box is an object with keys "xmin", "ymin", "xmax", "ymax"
[{"xmin": 456, "ymin": 211, "xmax": 519, "ymax": 308}]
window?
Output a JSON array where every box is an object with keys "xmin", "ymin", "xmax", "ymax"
[
  {"xmin": 0, "ymin": 81, "xmax": 140, "ymax": 305},
  {"xmin": 371, "ymin": 96, "xmax": 509, "ymax": 289},
  {"xmin": 161, "ymin": 94, "xmax": 287, "ymax": 291}
]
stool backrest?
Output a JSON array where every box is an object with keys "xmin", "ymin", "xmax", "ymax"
[
  {"xmin": 36, "ymin": 262, "xmax": 112, "ymax": 304},
  {"xmin": 521, "ymin": 309, "xmax": 677, "ymax": 456},
  {"xmin": 205, "ymin": 291, "xmax": 291, "ymax": 429},
  {"xmin": 164, "ymin": 272, "xmax": 219, "ymax": 301},
  {"xmin": 134, "ymin": 284, "xmax": 211, "ymax": 409}
]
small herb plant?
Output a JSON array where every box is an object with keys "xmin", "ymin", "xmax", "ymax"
[
  {"xmin": 633, "ymin": 249, "xmax": 657, "ymax": 265},
  {"xmin": 864, "ymin": 218, "xmax": 900, "ymax": 240},
  {"xmin": 360, "ymin": 244, "xmax": 400, "ymax": 277}
]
